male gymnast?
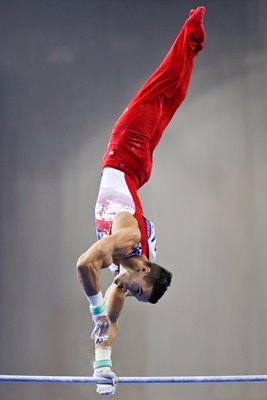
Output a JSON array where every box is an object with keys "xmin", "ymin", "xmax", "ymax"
[{"xmin": 77, "ymin": 6, "xmax": 206, "ymax": 395}]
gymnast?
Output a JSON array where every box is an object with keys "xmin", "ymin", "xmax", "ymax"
[{"xmin": 76, "ymin": 6, "xmax": 206, "ymax": 395}]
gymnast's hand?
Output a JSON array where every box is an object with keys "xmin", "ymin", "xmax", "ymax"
[
  {"xmin": 93, "ymin": 367, "xmax": 117, "ymax": 395},
  {"xmin": 91, "ymin": 315, "xmax": 111, "ymax": 344}
]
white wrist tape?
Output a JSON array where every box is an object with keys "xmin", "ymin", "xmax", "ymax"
[
  {"xmin": 88, "ymin": 292, "xmax": 107, "ymax": 317},
  {"xmin": 95, "ymin": 347, "xmax": 112, "ymax": 361},
  {"xmin": 94, "ymin": 347, "xmax": 112, "ymax": 369},
  {"xmin": 88, "ymin": 292, "xmax": 104, "ymax": 307}
]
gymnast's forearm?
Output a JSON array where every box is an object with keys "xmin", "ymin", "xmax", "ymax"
[
  {"xmin": 94, "ymin": 284, "xmax": 125, "ymax": 360},
  {"xmin": 76, "ymin": 245, "xmax": 115, "ymax": 343},
  {"xmin": 76, "ymin": 259, "xmax": 101, "ymax": 296}
]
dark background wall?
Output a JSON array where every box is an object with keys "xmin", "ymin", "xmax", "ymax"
[{"xmin": 0, "ymin": 1, "xmax": 267, "ymax": 399}]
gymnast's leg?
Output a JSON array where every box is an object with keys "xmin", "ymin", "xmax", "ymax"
[
  {"xmin": 150, "ymin": 57, "xmax": 195, "ymax": 150},
  {"xmin": 110, "ymin": 7, "xmax": 205, "ymax": 144},
  {"xmin": 103, "ymin": 7, "xmax": 205, "ymax": 188},
  {"xmin": 129, "ymin": 7, "xmax": 205, "ymax": 106},
  {"xmin": 149, "ymin": 8, "xmax": 205, "ymax": 150}
]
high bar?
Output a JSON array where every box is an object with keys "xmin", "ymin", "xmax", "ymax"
[{"xmin": 1, "ymin": 375, "xmax": 267, "ymax": 384}]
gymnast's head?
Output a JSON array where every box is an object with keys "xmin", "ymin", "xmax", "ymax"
[
  {"xmin": 145, "ymin": 261, "xmax": 173, "ymax": 303},
  {"xmin": 113, "ymin": 259, "xmax": 172, "ymax": 303}
]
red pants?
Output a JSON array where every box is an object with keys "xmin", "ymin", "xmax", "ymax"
[{"xmin": 102, "ymin": 14, "xmax": 205, "ymax": 189}]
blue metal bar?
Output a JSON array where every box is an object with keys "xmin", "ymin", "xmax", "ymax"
[{"xmin": 1, "ymin": 374, "xmax": 267, "ymax": 384}]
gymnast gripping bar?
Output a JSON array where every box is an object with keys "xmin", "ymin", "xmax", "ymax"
[{"xmin": 1, "ymin": 375, "xmax": 267, "ymax": 384}]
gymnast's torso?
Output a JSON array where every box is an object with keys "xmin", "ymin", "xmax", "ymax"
[{"xmin": 95, "ymin": 168, "xmax": 157, "ymax": 273}]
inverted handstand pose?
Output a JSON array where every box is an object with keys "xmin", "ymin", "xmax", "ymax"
[{"xmin": 77, "ymin": 6, "xmax": 206, "ymax": 395}]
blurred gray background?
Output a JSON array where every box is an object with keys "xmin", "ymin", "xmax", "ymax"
[{"xmin": 0, "ymin": 0, "xmax": 267, "ymax": 399}]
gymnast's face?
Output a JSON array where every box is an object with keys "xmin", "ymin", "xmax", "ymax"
[{"xmin": 113, "ymin": 266, "xmax": 152, "ymax": 302}]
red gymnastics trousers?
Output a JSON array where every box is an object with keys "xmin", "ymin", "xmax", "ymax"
[{"xmin": 102, "ymin": 7, "xmax": 206, "ymax": 190}]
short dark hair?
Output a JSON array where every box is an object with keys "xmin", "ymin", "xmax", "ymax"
[{"xmin": 144, "ymin": 261, "xmax": 172, "ymax": 304}]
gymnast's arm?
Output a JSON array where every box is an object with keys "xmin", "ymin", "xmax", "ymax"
[
  {"xmin": 76, "ymin": 212, "xmax": 140, "ymax": 341},
  {"xmin": 99, "ymin": 282, "xmax": 125, "ymax": 347},
  {"xmin": 92, "ymin": 282, "xmax": 125, "ymax": 395}
]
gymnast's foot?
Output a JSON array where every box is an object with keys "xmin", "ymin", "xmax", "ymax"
[
  {"xmin": 188, "ymin": 6, "xmax": 206, "ymax": 25},
  {"xmin": 186, "ymin": 6, "xmax": 206, "ymax": 51}
]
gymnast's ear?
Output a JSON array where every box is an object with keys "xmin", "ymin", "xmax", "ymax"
[{"xmin": 139, "ymin": 265, "xmax": 151, "ymax": 274}]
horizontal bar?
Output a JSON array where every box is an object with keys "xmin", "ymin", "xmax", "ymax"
[{"xmin": 1, "ymin": 375, "xmax": 267, "ymax": 384}]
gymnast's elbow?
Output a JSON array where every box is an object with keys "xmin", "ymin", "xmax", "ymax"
[
  {"xmin": 76, "ymin": 251, "xmax": 96, "ymax": 274},
  {"xmin": 76, "ymin": 246, "xmax": 110, "ymax": 275}
]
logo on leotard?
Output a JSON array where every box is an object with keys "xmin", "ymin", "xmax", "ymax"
[
  {"xmin": 96, "ymin": 227, "xmax": 105, "ymax": 241},
  {"xmin": 127, "ymin": 242, "xmax": 142, "ymax": 258}
]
